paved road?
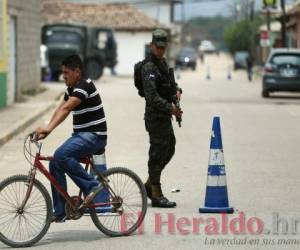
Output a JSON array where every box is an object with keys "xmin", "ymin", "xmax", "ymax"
[{"xmin": 1, "ymin": 54, "xmax": 300, "ymax": 249}]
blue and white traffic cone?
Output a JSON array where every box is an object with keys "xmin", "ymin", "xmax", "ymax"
[
  {"xmin": 89, "ymin": 150, "xmax": 112, "ymax": 213},
  {"xmin": 199, "ymin": 117, "xmax": 234, "ymax": 213}
]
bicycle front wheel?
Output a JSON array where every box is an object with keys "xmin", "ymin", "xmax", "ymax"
[
  {"xmin": 90, "ymin": 167, "xmax": 147, "ymax": 237},
  {"xmin": 0, "ymin": 175, "xmax": 52, "ymax": 247}
]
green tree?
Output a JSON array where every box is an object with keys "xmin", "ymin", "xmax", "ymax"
[
  {"xmin": 182, "ymin": 16, "xmax": 232, "ymax": 50},
  {"xmin": 224, "ymin": 20, "xmax": 251, "ymax": 54},
  {"xmin": 223, "ymin": 16, "xmax": 263, "ymax": 55}
]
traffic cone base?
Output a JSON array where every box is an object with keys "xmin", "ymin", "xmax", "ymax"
[{"xmin": 199, "ymin": 206, "xmax": 234, "ymax": 213}]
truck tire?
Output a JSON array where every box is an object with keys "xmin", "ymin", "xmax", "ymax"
[
  {"xmin": 86, "ymin": 60, "xmax": 103, "ymax": 80},
  {"xmin": 262, "ymin": 89, "xmax": 269, "ymax": 98}
]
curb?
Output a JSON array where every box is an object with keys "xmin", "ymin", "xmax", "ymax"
[{"xmin": 0, "ymin": 92, "xmax": 63, "ymax": 147}]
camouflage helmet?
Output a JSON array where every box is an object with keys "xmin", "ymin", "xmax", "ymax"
[{"xmin": 152, "ymin": 29, "xmax": 168, "ymax": 48}]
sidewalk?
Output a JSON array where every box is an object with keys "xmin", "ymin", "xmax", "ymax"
[{"xmin": 0, "ymin": 83, "xmax": 65, "ymax": 146}]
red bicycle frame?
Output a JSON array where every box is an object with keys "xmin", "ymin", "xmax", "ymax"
[{"xmin": 22, "ymin": 152, "xmax": 112, "ymax": 211}]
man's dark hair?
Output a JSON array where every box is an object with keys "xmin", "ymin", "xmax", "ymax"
[{"xmin": 62, "ymin": 54, "xmax": 84, "ymax": 75}]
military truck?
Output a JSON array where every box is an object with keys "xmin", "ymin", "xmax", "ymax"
[{"xmin": 42, "ymin": 24, "xmax": 117, "ymax": 81}]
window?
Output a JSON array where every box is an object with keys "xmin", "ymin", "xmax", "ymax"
[
  {"xmin": 97, "ymin": 31, "xmax": 108, "ymax": 50},
  {"xmin": 45, "ymin": 30, "xmax": 83, "ymax": 44},
  {"xmin": 272, "ymin": 54, "xmax": 300, "ymax": 66}
]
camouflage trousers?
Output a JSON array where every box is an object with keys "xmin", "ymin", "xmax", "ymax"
[{"xmin": 145, "ymin": 118, "xmax": 176, "ymax": 185}]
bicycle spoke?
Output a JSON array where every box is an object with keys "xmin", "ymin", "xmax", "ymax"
[
  {"xmin": 122, "ymin": 203, "xmax": 139, "ymax": 215},
  {"xmin": 0, "ymin": 214, "xmax": 18, "ymax": 233},
  {"xmin": 23, "ymin": 213, "xmax": 44, "ymax": 235},
  {"xmin": 0, "ymin": 176, "xmax": 51, "ymax": 247},
  {"xmin": 91, "ymin": 168, "xmax": 146, "ymax": 237},
  {"xmin": 0, "ymin": 187, "xmax": 18, "ymax": 209},
  {"xmin": 12, "ymin": 182, "xmax": 20, "ymax": 208},
  {"xmin": 121, "ymin": 185, "xmax": 140, "ymax": 200},
  {"xmin": 122, "ymin": 192, "xmax": 142, "ymax": 200}
]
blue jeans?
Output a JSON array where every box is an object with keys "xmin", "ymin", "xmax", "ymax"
[{"xmin": 49, "ymin": 132, "xmax": 107, "ymax": 218}]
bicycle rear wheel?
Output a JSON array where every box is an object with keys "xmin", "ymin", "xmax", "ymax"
[
  {"xmin": 0, "ymin": 175, "xmax": 52, "ymax": 247},
  {"xmin": 90, "ymin": 167, "xmax": 147, "ymax": 237}
]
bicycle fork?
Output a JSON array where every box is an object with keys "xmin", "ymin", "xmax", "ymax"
[{"xmin": 18, "ymin": 168, "xmax": 37, "ymax": 212}]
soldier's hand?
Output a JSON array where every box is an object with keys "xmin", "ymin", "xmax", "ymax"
[
  {"xmin": 176, "ymin": 90, "xmax": 181, "ymax": 101},
  {"xmin": 171, "ymin": 104, "xmax": 183, "ymax": 117}
]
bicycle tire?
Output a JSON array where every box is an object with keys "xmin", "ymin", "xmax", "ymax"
[
  {"xmin": 90, "ymin": 167, "xmax": 147, "ymax": 237},
  {"xmin": 0, "ymin": 175, "xmax": 52, "ymax": 247}
]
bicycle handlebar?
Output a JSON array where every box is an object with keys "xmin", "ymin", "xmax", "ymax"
[
  {"xmin": 29, "ymin": 132, "xmax": 42, "ymax": 151},
  {"xmin": 24, "ymin": 133, "xmax": 42, "ymax": 167}
]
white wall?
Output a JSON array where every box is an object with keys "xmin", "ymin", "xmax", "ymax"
[{"xmin": 114, "ymin": 31, "xmax": 152, "ymax": 76}]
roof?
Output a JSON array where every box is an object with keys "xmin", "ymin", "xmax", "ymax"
[
  {"xmin": 42, "ymin": 1, "xmax": 165, "ymax": 31},
  {"xmin": 286, "ymin": 1, "xmax": 300, "ymax": 16}
]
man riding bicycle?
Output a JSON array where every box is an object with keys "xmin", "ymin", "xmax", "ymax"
[{"xmin": 35, "ymin": 55, "xmax": 107, "ymax": 222}]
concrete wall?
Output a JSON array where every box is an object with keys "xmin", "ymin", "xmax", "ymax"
[
  {"xmin": 0, "ymin": 0, "xmax": 8, "ymax": 108},
  {"xmin": 114, "ymin": 31, "xmax": 152, "ymax": 75},
  {"xmin": 7, "ymin": 0, "xmax": 41, "ymax": 102}
]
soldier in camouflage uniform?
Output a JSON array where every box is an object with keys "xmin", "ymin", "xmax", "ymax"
[{"xmin": 142, "ymin": 29, "xmax": 182, "ymax": 208}]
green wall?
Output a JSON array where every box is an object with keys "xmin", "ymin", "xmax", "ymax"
[{"xmin": 0, "ymin": 72, "xmax": 7, "ymax": 107}]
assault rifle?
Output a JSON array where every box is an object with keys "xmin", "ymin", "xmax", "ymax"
[{"xmin": 169, "ymin": 68, "xmax": 182, "ymax": 127}]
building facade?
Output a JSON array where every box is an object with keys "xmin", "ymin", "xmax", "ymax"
[
  {"xmin": 42, "ymin": 1, "xmax": 165, "ymax": 76},
  {"xmin": 7, "ymin": 0, "xmax": 41, "ymax": 104},
  {"xmin": 0, "ymin": 0, "xmax": 41, "ymax": 108},
  {"xmin": 286, "ymin": 3, "xmax": 300, "ymax": 48},
  {"xmin": 67, "ymin": 0, "xmax": 183, "ymax": 67}
]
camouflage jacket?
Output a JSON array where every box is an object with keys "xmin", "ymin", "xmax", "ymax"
[{"xmin": 141, "ymin": 54, "xmax": 179, "ymax": 121}]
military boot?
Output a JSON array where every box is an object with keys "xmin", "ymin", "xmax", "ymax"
[
  {"xmin": 144, "ymin": 178, "xmax": 152, "ymax": 199},
  {"xmin": 151, "ymin": 184, "xmax": 176, "ymax": 208}
]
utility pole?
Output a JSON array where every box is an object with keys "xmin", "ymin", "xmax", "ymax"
[
  {"xmin": 266, "ymin": 8, "xmax": 271, "ymax": 32},
  {"xmin": 250, "ymin": 0, "xmax": 255, "ymax": 58},
  {"xmin": 280, "ymin": 0, "xmax": 287, "ymax": 47}
]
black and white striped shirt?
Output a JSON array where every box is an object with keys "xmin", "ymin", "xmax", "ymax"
[{"xmin": 64, "ymin": 78, "xmax": 107, "ymax": 134}]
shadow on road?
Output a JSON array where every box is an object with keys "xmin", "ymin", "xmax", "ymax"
[
  {"xmin": 37, "ymin": 229, "xmax": 143, "ymax": 247},
  {"xmin": 39, "ymin": 230, "xmax": 106, "ymax": 245}
]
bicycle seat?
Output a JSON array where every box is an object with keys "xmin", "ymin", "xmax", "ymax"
[
  {"xmin": 80, "ymin": 148, "xmax": 105, "ymax": 163},
  {"xmin": 93, "ymin": 148, "xmax": 105, "ymax": 155}
]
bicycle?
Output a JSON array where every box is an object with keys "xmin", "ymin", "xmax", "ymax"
[{"xmin": 0, "ymin": 133, "xmax": 147, "ymax": 248}]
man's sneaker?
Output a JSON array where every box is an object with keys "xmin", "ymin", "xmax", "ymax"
[
  {"xmin": 83, "ymin": 184, "xmax": 103, "ymax": 205},
  {"xmin": 151, "ymin": 196, "xmax": 176, "ymax": 208},
  {"xmin": 51, "ymin": 215, "xmax": 67, "ymax": 223}
]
